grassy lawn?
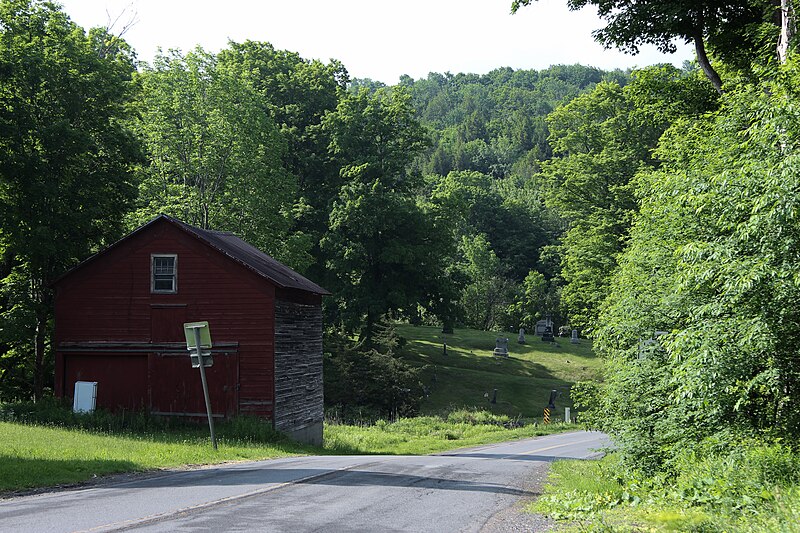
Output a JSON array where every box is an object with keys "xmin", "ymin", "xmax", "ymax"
[
  {"xmin": 396, "ymin": 324, "xmax": 600, "ymax": 417},
  {"xmin": 1, "ymin": 421, "xmax": 305, "ymax": 492},
  {"xmin": 324, "ymin": 415, "xmax": 575, "ymax": 455}
]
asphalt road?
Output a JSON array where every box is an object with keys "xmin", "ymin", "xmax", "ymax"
[{"xmin": 1, "ymin": 430, "xmax": 609, "ymax": 533}]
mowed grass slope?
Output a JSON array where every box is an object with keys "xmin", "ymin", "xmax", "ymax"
[{"xmin": 396, "ymin": 324, "xmax": 600, "ymax": 418}]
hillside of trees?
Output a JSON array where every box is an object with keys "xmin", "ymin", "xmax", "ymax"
[{"xmin": 0, "ymin": 0, "xmax": 637, "ymax": 401}]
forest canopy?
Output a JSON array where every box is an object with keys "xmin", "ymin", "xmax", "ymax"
[{"xmin": 1, "ymin": 0, "xmax": 625, "ymax": 402}]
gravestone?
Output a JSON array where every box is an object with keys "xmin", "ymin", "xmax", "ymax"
[
  {"xmin": 638, "ymin": 331, "xmax": 669, "ymax": 359},
  {"xmin": 638, "ymin": 338, "xmax": 657, "ymax": 360},
  {"xmin": 535, "ymin": 319, "xmax": 550, "ymax": 336},
  {"xmin": 493, "ymin": 337, "xmax": 509, "ymax": 357},
  {"xmin": 570, "ymin": 329, "xmax": 579, "ymax": 344},
  {"xmin": 518, "ymin": 328, "xmax": 525, "ymax": 344},
  {"xmin": 542, "ymin": 325, "xmax": 555, "ymax": 342}
]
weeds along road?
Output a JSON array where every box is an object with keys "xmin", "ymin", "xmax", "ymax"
[{"xmin": 1, "ymin": 430, "xmax": 609, "ymax": 533}]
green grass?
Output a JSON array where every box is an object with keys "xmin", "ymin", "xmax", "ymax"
[
  {"xmin": 323, "ymin": 412, "xmax": 576, "ymax": 455},
  {"xmin": 528, "ymin": 455, "xmax": 627, "ymax": 521},
  {"xmin": 1, "ymin": 420, "xmax": 304, "ymax": 492},
  {"xmin": 396, "ymin": 324, "xmax": 600, "ymax": 417},
  {"xmin": 2, "ymin": 411, "xmax": 579, "ymax": 494},
  {"xmin": 529, "ymin": 454, "xmax": 800, "ymax": 532}
]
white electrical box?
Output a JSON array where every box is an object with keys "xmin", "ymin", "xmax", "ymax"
[{"xmin": 73, "ymin": 381, "xmax": 97, "ymax": 413}]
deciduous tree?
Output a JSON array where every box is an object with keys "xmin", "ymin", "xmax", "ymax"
[
  {"xmin": 131, "ymin": 48, "xmax": 299, "ymax": 264},
  {"xmin": 511, "ymin": 0, "xmax": 776, "ymax": 92},
  {"xmin": 0, "ymin": 0, "xmax": 140, "ymax": 399},
  {"xmin": 217, "ymin": 42, "xmax": 349, "ymax": 273},
  {"xmin": 541, "ymin": 66, "xmax": 716, "ymax": 333},
  {"xmin": 597, "ymin": 57, "xmax": 800, "ymax": 473},
  {"xmin": 320, "ymin": 88, "xmax": 454, "ymax": 343}
]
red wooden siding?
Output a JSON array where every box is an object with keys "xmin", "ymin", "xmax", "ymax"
[
  {"xmin": 54, "ymin": 219, "xmax": 276, "ymax": 419},
  {"xmin": 148, "ymin": 352, "xmax": 238, "ymax": 417},
  {"xmin": 63, "ymin": 353, "xmax": 148, "ymax": 411},
  {"xmin": 150, "ymin": 305, "xmax": 187, "ymax": 342}
]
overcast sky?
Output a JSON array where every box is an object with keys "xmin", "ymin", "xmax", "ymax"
[{"xmin": 58, "ymin": 0, "xmax": 694, "ymax": 84}]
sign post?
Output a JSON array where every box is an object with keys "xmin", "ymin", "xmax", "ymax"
[
  {"xmin": 184, "ymin": 321, "xmax": 217, "ymax": 450},
  {"xmin": 544, "ymin": 389, "xmax": 558, "ymax": 425}
]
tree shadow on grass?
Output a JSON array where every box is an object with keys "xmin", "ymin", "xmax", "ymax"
[
  {"xmin": 0, "ymin": 455, "xmax": 139, "ymax": 494},
  {"xmin": 405, "ymin": 338, "xmax": 597, "ymax": 382}
]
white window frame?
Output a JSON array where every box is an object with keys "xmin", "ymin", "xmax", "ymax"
[{"xmin": 151, "ymin": 254, "xmax": 178, "ymax": 294}]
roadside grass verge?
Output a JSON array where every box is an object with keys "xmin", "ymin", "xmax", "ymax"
[
  {"xmin": 395, "ymin": 324, "xmax": 600, "ymax": 418},
  {"xmin": 530, "ymin": 449, "xmax": 800, "ymax": 532},
  {"xmin": 1, "ymin": 420, "xmax": 305, "ymax": 493},
  {"xmin": 1, "ymin": 403, "xmax": 578, "ymax": 494},
  {"xmin": 323, "ymin": 409, "xmax": 576, "ymax": 455}
]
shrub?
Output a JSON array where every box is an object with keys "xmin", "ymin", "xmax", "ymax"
[
  {"xmin": 445, "ymin": 407, "xmax": 520, "ymax": 427},
  {"xmin": 670, "ymin": 438, "xmax": 800, "ymax": 511},
  {"xmin": 0, "ymin": 398, "xmax": 287, "ymax": 443},
  {"xmin": 569, "ymin": 380, "xmax": 603, "ymax": 428},
  {"xmin": 323, "ymin": 329, "xmax": 426, "ymax": 420}
]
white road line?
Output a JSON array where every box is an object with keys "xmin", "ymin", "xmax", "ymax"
[
  {"xmin": 511, "ymin": 437, "xmax": 601, "ymax": 457},
  {"xmin": 437, "ymin": 433, "xmax": 604, "ymax": 459},
  {"xmin": 73, "ymin": 462, "xmax": 378, "ymax": 533}
]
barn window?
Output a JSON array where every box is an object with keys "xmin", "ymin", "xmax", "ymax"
[{"xmin": 151, "ymin": 254, "xmax": 177, "ymax": 293}]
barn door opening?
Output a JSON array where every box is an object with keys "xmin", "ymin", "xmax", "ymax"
[{"xmin": 148, "ymin": 304, "xmax": 238, "ymax": 418}]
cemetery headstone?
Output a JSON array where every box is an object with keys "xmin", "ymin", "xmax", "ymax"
[
  {"xmin": 518, "ymin": 328, "xmax": 525, "ymax": 344},
  {"xmin": 493, "ymin": 337, "xmax": 509, "ymax": 357},
  {"xmin": 638, "ymin": 330, "xmax": 669, "ymax": 359},
  {"xmin": 571, "ymin": 329, "xmax": 579, "ymax": 344},
  {"xmin": 542, "ymin": 325, "xmax": 555, "ymax": 342}
]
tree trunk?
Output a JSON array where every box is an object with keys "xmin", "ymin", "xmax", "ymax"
[
  {"xmin": 33, "ymin": 307, "xmax": 47, "ymax": 401},
  {"xmin": 778, "ymin": 0, "xmax": 795, "ymax": 63},
  {"xmin": 361, "ymin": 309, "xmax": 376, "ymax": 349},
  {"xmin": 32, "ymin": 275, "xmax": 53, "ymax": 402},
  {"xmin": 693, "ymin": 29, "xmax": 723, "ymax": 93}
]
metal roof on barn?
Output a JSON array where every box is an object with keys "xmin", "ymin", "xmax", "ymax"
[
  {"xmin": 54, "ymin": 214, "xmax": 330, "ymax": 295},
  {"xmin": 170, "ymin": 217, "xmax": 330, "ymax": 295}
]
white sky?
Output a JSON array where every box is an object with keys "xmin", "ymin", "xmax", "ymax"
[{"xmin": 57, "ymin": 0, "xmax": 694, "ymax": 84}]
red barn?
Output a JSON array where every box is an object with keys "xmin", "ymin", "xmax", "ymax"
[{"xmin": 53, "ymin": 214, "xmax": 328, "ymax": 445}]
